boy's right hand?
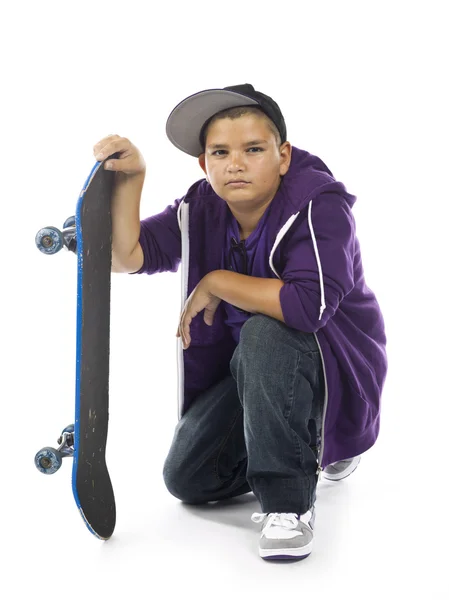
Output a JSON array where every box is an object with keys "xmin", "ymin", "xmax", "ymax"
[{"xmin": 93, "ymin": 135, "xmax": 146, "ymax": 177}]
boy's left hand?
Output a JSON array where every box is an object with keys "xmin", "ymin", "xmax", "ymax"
[{"xmin": 176, "ymin": 274, "xmax": 222, "ymax": 350}]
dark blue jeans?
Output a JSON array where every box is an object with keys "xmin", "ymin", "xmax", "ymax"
[{"xmin": 163, "ymin": 314, "xmax": 325, "ymax": 514}]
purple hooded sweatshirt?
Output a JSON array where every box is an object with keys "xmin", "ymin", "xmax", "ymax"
[{"xmin": 134, "ymin": 146, "xmax": 388, "ymax": 469}]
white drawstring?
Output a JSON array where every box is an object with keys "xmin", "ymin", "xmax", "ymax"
[
  {"xmin": 308, "ymin": 201, "xmax": 326, "ymax": 320},
  {"xmin": 268, "ymin": 201, "xmax": 327, "ymax": 322}
]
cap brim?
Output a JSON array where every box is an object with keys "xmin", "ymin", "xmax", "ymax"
[{"xmin": 166, "ymin": 89, "xmax": 259, "ymax": 157}]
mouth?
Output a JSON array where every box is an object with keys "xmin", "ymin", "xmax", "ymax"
[{"xmin": 226, "ymin": 181, "xmax": 250, "ymax": 187}]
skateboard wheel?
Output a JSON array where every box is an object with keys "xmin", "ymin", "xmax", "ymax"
[
  {"xmin": 63, "ymin": 216, "xmax": 76, "ymax": 229},
  {"xmin": 35, "ymin": 227, "xmax": 64, "ymax": 255},
  {"xmin": 35, "ymin": 447, "xmax": 63, "ymax": 474},
  {"xmin": 61, "ymin": 424, "xmax": 75, "ymax": 435}
]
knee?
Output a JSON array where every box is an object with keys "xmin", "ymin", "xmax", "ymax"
[
  {"xmin": 237, "ymin": 314, "xmax": 316, "ymax": 357},
  {"xmin": 162, "ymin": 454, "xmax": 202, "ymax": 504},
  {"xmin": 230, "ymin": 315, "xmax": 278, "ymax": 377},
  {"xmin": 231, "ymin": 315, "xmax": 317, "ymax": 384},
  {"xmin": 239, "ymin": 314, "xmax": 279, "ymax": 349},
  {"xmin": 235, "ymin": 314, "xmax": 289, "ymax": 362}
]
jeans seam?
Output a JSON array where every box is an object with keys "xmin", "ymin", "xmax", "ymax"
[
  {"xmin": 305, "ymin": 350, "xmax": 321, "ymax": 391},
  {"xmin": 282, "ymin": 429, "xmax": 311, "ymax": 509},
  {"xmin": 213, "ymin": 406, "xmax": 244, "ymax": 484},
  {"xmin": 283, "ymin": 351, "xmax": 301, "ymax": 422}
]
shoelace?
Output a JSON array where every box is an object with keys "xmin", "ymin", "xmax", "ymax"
[{"xmin": 251, "ymin": 512, "xmax": 300, "ymax": 534}]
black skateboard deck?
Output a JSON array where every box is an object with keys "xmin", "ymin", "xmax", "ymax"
[{"xmin": 35, "ymin": 154, "xmax": 118, "ymax": 540}]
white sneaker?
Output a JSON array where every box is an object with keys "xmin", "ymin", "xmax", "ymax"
[
  {"xmin": 323, "ymin": 455, "xmax": 361, "ymax": 481},
  {"xmin": 251, "ymin": 508, "xmax": 315, "ymax": 560}
]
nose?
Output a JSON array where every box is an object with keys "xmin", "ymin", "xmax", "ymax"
[{"xmin": 226, "ymin": 151, "xmax": 246, "ymax": 172}]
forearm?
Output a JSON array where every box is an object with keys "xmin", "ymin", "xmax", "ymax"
[
  {"xmin": 207, "ymin": 270, "xmax": 285, "ymax": 323},
  {"xmin": 111, "ymin": 170, "xmax": 145, "ymax": 265}
]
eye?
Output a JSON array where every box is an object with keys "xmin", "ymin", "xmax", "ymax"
[{"xmin": 211, "ymin": 147, "xmax": 264, "ymax": 156}]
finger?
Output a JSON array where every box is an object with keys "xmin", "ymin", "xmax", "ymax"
[
  {"xmin": 103, "ymin": 155, "xmax": 137, "ymax": 172},
  {"xmin": 182, "ymin": 319, "xmax": 191, "ymax": 347},
  {"xmin": 182, "ymin": 314, "xmax": 192, "ymax": 335},
  {"xmin": 177, "ymin": 307, "xmax": 186, "ymax": 341},
  {"xmin": 94, "ymin": 137, "xmax": 132, "ymax": 162},
  {"xmin": 178, "ymin": 322, "xmax": 188, "ymax": 349},
  {"xmin": 93, "ymin": 134, "xmax": 117, "ymax": 149},
  {"xmin": 93, "ymin": 134, "xmax": 120, "ymax": 154},
  {"xmin": 203, "ymin": 307, "xmax": 217, "ymax": 326},
  {"xmin": 177, "ymin": 315, "xmax": 187, "ymax": 348},
  {"xmin": 181, "ymin": 331, "xmax": 187, "ymax": 349},
  {"xmin": 180, "ymin": 322, "xmax": 187, "ymax": 347}
]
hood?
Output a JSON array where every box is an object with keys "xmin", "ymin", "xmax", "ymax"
[
  {"xmin": 278, "ymin": 147, "xmax": 358, "ymax": 322},
  {"xmin": 282, "ymin": 146, "xmax": 357, "ymax": 212}
]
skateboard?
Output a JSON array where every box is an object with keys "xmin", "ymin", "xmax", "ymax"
[{"xmin": 34, "ymin": 153, "xmax": 119, "ymax": 540}]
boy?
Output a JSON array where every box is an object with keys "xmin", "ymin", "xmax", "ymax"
[{"xmin": 93, "ymin": 83, "xmax": 388, "ymax": 561}]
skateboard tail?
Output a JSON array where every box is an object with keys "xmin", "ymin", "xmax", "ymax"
[{"xmin": 78, "ymin": 506, "xmax": 112, "ymax": 541}]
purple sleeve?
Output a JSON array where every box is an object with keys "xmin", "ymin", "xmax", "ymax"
[
  {"xmin": 132, "ymin": 198, "xmax": 182, "ymax": 275},
  {"xmin": 279, "ymin": 193, "xmax": 355, "ymax": 332}
]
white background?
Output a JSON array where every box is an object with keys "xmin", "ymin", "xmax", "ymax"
[{"xmin": 1, "ymin": 1, "xmax": 447, "ymax": 598}]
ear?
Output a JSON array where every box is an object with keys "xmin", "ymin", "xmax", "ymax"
[
  {"xmin": 279, "ymin": 142, "xmax": 292, "ymax": 176},
  {"xmin": 198, "ymin": 154, "xmax": 209, "ymax": 181}
]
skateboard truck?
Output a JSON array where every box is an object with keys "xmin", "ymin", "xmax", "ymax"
[
  {"xmin": 35, "ymin": 216, "xmax": 77, "ymax": 255},
  {"xmin": 35, "ymin": 424, "xmax": 75, "ymax": 475}
]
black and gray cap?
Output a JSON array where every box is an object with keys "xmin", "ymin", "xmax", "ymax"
[{"xmin": 165, "ymin": 83, "xmax": 287, "ymax": 157}]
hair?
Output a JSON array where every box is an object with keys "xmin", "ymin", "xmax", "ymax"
[{"xmin": 200, "ymin": 106, "xmax": 282, "ymax": 153}]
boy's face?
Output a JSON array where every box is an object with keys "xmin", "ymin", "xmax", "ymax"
[{"xmin": 198, "ymin": 114, "xmax": 291, "ymax": 211}]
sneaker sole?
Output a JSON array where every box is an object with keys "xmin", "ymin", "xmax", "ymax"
[
  {"xmin": 323, "ymin": 455, "xmax": 362, "ymax": 481},
  {"xmin": 260, "ymin": 540, "xmax": 313, "ymax": 560}
]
